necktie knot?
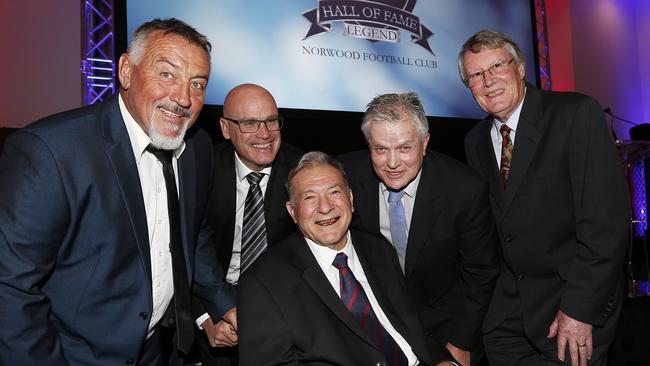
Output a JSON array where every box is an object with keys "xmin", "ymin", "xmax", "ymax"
[
  {"xmin": 246, "ymin": 171, "xmax": 264, "ymax": 186},
  {"xmin": 146, "ymin": 144, "xmax": 173, "ymax": 166},
  {"xmin": 499, "ymin": 124, "xmax": 512, "ymax": 137},
  {"xmin": 332, "ymin": 252, "xmax": 349, "ymax": 270},
  {"xmin": 388, "ymin": 190, "xmax": 405, "ymax": 204}
]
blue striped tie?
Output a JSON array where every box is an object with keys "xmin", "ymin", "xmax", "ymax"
[
  {"xmin": 240, "ymin": 172, "xmax": 267, "ymax": 273},
  {"xmin": 332, "ymin": 253, "xmax": 408, "ymax": 366}
]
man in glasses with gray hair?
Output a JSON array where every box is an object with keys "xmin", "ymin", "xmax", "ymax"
[
  {"xmin": 192, "ymin": 83, "xmax": 302, "ymax": 365},
  {"xmin": 460, "ymin": 29, "xmax": 629, "ymax": 366}
]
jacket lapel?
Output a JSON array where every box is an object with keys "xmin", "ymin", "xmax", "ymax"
[
  {"xmin": 265, "ymin": 146, "xmax": 290, "ymax": 243},
  {"xmin": 475, "ymin": 119, "xmax": 506, "ymax": 212},
  {"xmin": 291, "ymin": 236, "xmax": 376, "ymax": 348},
  {"xmin": 101, "ymin": 97, "xmax": 152, "ymax": 283},
  {"xmin": 406, "ymin": 155, "xmax": 441, "ymax": 276},
  {"xmin": 503, "ymin": 86, "xmax": 543, "ymax": 214}
]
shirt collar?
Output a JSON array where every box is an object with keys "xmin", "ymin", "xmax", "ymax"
[
  {"xmin": 306, "ymin": 231, "xmax": 354, "ymax": 270},
  {"xmin": 381, "ymin": 168, "xmax": 422, "ymax": 199},
  {"xmin": 493, "ymin": 87, "xmax": 526, "ymax": 132},
  {"xmin": 119, "ymin": 94, "xmax": 186, "ymax": 164},
  {"xmin": 234, "ymin": 152, "xmax": 272, "ymax": 182}
]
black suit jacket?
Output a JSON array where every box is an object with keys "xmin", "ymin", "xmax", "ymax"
[
  {"xmin": 205, "ymin": 142, "xmax": 303, "ymax": 273},
  {"xmin": 0, "ymin": 96, "xmax": 234, "ymax": 365},
  {"xmin": 338, "ymin": 151, "xmax": 500, "ymax": 350},
  {"xmin": 464, "ymin": 85, "xmax": 630, "ymax": 347},
  {"xmin": 239, "ymin": 230, "xmax": 454, "ymax": 365}
]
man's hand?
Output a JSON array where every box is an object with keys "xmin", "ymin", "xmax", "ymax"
[
  {"xmin": 201, "ymin": 307, "xmax": 238, "ymax": 347},
  {"xmin": 222, "ymin": 307, "xmax": 237, "ymax": 332},
  {"xmin": 445, "ymin": 342, "xmax": 470, "ymax": 366},
  {"xmin": 547, "ymin": 310, "xmax": 593, "ymax": 366}
]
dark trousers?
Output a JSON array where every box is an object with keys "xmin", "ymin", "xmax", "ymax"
[
  {"xmin": 192, "ymin": 327, "xmax": 238, "ymax": 366},
  {"xmin": 138, "ymin": 325, "xmax": 189, "ymax": 366},
  {"xmin": 483, "ymin": 308, "xmax": 609, "ymax": 366}
]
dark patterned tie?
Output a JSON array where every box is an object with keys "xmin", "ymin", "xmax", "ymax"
[
  {"xmin": 146, "ymin": 145, "xmax": 194, "ymax": 354},
  {"xmin": 240, "ymin": 172, "xmax": 267, "ymax": 273},
  {"xmin": 332, "ymin": 253, "xmax": 408, "ymax": 366},
  {"xmin": 499, "ymin": 124, "xmax": 513, "ymax": 184}
]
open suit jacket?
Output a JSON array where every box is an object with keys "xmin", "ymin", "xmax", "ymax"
[
  {"xmin": 338, "ymin": 150, "xmax": 500, "ymax": 351},
  {"xmin": 463, "ymin": 85, "xmax": 630, "ymax": 349},
  {"xmin": 204, "ymin": 142, "xmax": 303, "ymax": 273},
  {"xmin": 238, "ymin": 230, "xmax": 454, "ymax": 366},
  {"xmin": 0, "ymin": 96, "xmax": 234, "ymax": 365}
]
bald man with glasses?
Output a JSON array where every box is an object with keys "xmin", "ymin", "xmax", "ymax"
[{"xmin": 191, "ymin": 83, "xmax": 303, "ymax": 365}]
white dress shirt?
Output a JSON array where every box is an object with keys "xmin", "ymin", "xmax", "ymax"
[
  {"xmin": 119, "ymin": 95, "xmax": 184, "ymax": 337},
  {"xmin": 378, "ymin": 170, "xmax": 422, "ymax": 245},
  {"xmin": 490, "ymin": 90, "xmax": 526, "ymax": 168},
  {"xmin": 306, "ymin": 233, "xmax": 420, "ymax": 366}
]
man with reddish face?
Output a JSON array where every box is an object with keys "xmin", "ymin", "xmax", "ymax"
[
  {"xmin": 193, "ymin": 83, "xmax": 302, "ymax": 366},
  {"xmin": 0, "ymin": 19, "xmax": 236, "ymax": 366},
  {"xmin": 238, "ymin": 152, "xmax": 457, "ymax": 366},
  {"xmin": 461, "ymin": 30, "xmax": 629, "ymax": 366},
  {"xmin": 339, "ymin": 93, "xmax": 499, "ymax": 366}
]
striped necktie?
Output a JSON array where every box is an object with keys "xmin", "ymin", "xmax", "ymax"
[
  {"xmin": 240, "ymin": 172, "xmax": 267, "ymax": 273},
  {"xmin": 332, "ymin": 253, "xmax": 408, "ymax": 366}
]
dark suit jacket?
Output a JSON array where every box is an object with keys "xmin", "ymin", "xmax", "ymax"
[
  {"xmin": 464, "ymin": 85, "xmax": 630, "ymax": 348},
  {"xmin": 338, "ymin": 150, "xmax": 500, "ymax": 350},
  {"xmin": 239, "ymin": 230, "xmax": 454, "ymax": 365},
  {"xmin": 0, "ymin": 96, "xmax": 234, "ymax": 365},
  {"xmin": 205, "ymin": 142, "xmax": 303, "ymax": 272}
]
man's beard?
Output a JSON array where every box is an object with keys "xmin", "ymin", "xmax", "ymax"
[{"xmin": 148, "ymin": 103, "xmax": 192, "ymax": 150}]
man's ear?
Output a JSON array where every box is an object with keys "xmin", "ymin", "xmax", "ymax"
[
  {"xmin": 118, "ymin": 54, "xmax": 133, "ymax": 90},
  {"xmin": 286, "ymin": 201, "xmax": 297, "ymax": 224},
  {"xmin": 220, "ymin": 118, "xmax": 232, "ymax": 140}
]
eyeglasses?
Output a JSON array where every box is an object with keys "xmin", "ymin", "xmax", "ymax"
[
  {"xmin": 464, "ymin": 58, "xmax": 515, "ymax": 87},
  {"xmin": 222, "ymin": 116, "xmax": 284, "ymax": 133}
]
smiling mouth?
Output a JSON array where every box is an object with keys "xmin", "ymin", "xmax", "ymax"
[
  {"xmin": 385, "ymin": 171, "xmax": 404, "ymax": 178},
  {"xmin": 316, "ymin": 217, "xmax": 340, "ymax": 226},
  {"xmin": 486, "ymin": 89, "xmax": 504, "ymax": 98},
  {"xmin": 252, "ymin": 142, "xmax": 272, "ymax": 149}
]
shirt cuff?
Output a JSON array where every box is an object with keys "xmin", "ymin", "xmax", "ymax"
[{"xmin": 195, "ymin": 312, "xmax": 210, "ymax": 329}]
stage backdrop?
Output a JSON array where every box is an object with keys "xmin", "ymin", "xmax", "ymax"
[{"xmin": 126, "ymin": 0, "xmax": 537, "ymax": 119}]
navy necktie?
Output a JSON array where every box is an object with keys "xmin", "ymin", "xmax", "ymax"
[
  {"xmin": 332, "ymin": 253, "xmax": 408, "ymax": 366},
  {"xmin": 146, "ymin": 145, "xmax": 194, "ymax": 354},
  {"xmin": 388, "ymin": 190, "xmax": 408, "ymax": 272}
]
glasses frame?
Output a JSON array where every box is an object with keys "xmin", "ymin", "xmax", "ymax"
[
  {"xmin": 464, "ymin": 58, "xmax": 515, "ymax": 87},
  {"xmin": 222, "ymin": 115, "xmax": 284, "ymax": 133}
]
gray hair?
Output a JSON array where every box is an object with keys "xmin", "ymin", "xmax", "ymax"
[
  {"xmin": 286, "ymin": 151, "xmax": 350, "ymax": 199},
  {"xmin": 458, "ymin": 29, "xmax": 526, "ymax": 85},
  {"xmin": 126, "ymin": 18, "xmax": 212, "ymax": 65},
  {"xmin": 360, "ymin": 93, "xmax": 429, "ymax": 140}
]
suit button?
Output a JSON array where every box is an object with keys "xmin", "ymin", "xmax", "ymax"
[
  {"xmin": 517, "ymin": 273, "xmax": 525, "ymax": 280},
  {"xmin": 139, "ymin": 312, "xmax": 148, "ymax": 320},
  {"xmin": 126, "ymin": 360, "xmax": 134, "ymax": 365},
  {"xmin": 505, "ymin": 235, "xmax": 513, "ymax": 243},
  {"xmin": 376, "ymin": 362, "xmax": 387, "ymax": 366}
]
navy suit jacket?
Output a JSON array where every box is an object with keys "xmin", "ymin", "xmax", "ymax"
[
  {"xmin": 239, "ymin": 230, "xmax": 454, "ymax": 366},
  {"xmin": 338, "ymin": 150, "xmax": 500, "ymax": 350},
  {"xmin": 0, "ymin": 96, "xmax": 234, "ymax": 365},
  {"xmin": 464, "ymin": 85, "xmax": 630, "ymax": 347}
]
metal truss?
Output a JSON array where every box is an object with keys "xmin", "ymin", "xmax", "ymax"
[
  {"xmin": 535, "ymin": 0, "xmax": 552, "ymax": 91},
  {"xmin": 82, "ymin": 0, "xmax": 115, "ymax": 105}
]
